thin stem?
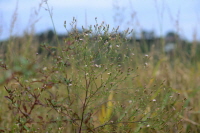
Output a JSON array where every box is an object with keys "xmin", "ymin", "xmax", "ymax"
[
  {"xmin": 45, "ymin": 1, "xmax": 60, "ymax": 48},
  {"xmin": 93, "ymin": 120, "xmax": 147, "ymax": 131},
  {"xmin": 79, "ymin": 71, "xmax": 91, "ymax": 132}
]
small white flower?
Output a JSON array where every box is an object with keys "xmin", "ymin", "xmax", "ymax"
[
  {"xmin": 94, "ymin": 64, "xmax": 101, "ymax": 68},
  {"xmin": 152, "ymin": 99, "xmax": 156, "ymax": 102},
  {"xmin": 147, "ymin": 124, "xmax": 150, "ymax": 127},
  {"xmin": 43, "ymin": 67, "xmax": 47, "ymax": 70},
  {"xmin": 68, "ymin": 84, "xmax": 72, "ymax": 86},
  {"xmin": 32, "ymin": 78, "xmax": 37, "ymax": 81},
  {"xmin": 116, "ymin": 45, "xmax": 119, "ymax": 48},
  {"xmin": 145, "ymin": 54, "xmax": 149, "ymax": 57}
]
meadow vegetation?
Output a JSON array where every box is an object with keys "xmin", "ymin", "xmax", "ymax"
[{"xmin": 0, "ymin": 1, "xmax": 200, "ymax": 133}]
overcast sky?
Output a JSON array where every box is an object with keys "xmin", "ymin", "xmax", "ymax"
[{"xmin": 0, "ymin": 0, "xmax": 200, "ymax": 41}]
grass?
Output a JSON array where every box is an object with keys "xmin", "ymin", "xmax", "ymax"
[{"xmin": 1, "ymin": 1, "xmax": 200, "ymax": 133}]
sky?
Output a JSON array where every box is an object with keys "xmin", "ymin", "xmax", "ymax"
[{"xmin": 0, "ymin": 0, "xmax": 200, "ymax": 41}]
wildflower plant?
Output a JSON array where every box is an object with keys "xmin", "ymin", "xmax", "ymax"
[
  {"xmin": 0, "ymin": 1, "xmax": 188, "ymax": 132},
  {"xmin": 0, "ymin": 17, "xmax": 186, "ymax": 133}
]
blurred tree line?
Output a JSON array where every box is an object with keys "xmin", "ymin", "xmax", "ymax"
[{"xmin": 0, "ymin": 29, "xmax": 200, "ymax": 61}]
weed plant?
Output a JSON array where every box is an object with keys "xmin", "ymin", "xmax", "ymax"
[
  {"xmin": 0, "ymin": 1, "xmax": 200, "ymax": 133},
  {"xmin": 0, "ymin": 18, "xmax": 187, "ymax": 133}
]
